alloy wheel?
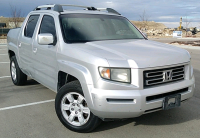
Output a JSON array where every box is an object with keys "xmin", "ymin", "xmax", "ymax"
[{"xmin": 61, "ymin": 92, "xmax": 90, "ymax": 126}]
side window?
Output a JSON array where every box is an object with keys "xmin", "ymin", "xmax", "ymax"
[
  {"xmin": 39, "ymin": 15, "xmax": 57, "ymax": 44},
  {"xmin": 24, "ymin": 15, "xmax": 40, "ymax": 38}
]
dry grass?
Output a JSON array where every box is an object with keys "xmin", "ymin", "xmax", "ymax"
[{"xmin": 131, "ymin": 21, "xmax": 167, "ymax": 30}]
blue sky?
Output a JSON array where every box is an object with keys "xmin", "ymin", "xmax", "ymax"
[{"xmin": 0, "ymin": 0, "xmax": 199, "ymax": 28}]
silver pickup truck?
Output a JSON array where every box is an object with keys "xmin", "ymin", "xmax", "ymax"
[{"xmin": 7, "ymin": 4, "xmax": 195, "ymax": 132}]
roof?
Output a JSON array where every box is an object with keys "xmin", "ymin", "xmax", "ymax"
[{"xmin": 33, "ymin": 4, "xmax": 121, "ymax": 16}]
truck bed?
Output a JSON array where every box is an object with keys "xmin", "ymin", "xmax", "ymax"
[{"xmin": 7, "ymin": 28, "xmax": 21, "ymax": 46}]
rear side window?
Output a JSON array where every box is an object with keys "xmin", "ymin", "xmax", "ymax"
[
  {"xmin": 39, "ymin": 15, "xmax": 56, "ymax": 38},
  {"xmin": 24, "ymin": 15, "xmax": 39, "ymax": 38}
]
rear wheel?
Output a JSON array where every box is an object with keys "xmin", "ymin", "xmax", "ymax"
[
  {"xmin": 10, "ymin": 56, "xmax": 27, "ymax": 85},
  {"xmin": 55, "ymin": 80, "xmax": 101, "ymax": 132}
]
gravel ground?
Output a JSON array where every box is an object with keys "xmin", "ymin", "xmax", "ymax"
[
  {"xmin": 170, "ymin": 40, "xmax": 200, "ymax": 46},
  {"xmin": 0, "ymin": 39, "xmax": 7, "ymax": 44}
]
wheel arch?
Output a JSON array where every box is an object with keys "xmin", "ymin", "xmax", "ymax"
[
  {"xmin": 8, "ymin": 50, "xmax": 15, "ymax": 59},
  {"xmin": 57, "ymin": 60, "xmax": 93, "ymax": 85},
  {"xmin": 57, "ymin": 71, "xmax": 79, "ymax": 91},
  {"xmin": 57, "ymin": 60, "xmax": 95, "ymax": 108}
]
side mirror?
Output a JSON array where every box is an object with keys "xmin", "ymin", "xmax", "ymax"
[
  {"xmin": 38, "ymin": 33, "xmax": 54, "ymax": 45},
  {"xmin": 142, "ymin": 32, "xmax": 148, "ymax": 38}
]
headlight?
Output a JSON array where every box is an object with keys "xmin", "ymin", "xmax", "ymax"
[{"xmin": 99, "ymin": 67, "xmax": 131, "ymax": 83}]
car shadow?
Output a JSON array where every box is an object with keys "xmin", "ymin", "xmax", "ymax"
[
  {"xmin": 26, "ymin": 79, "xmax": 39, "ymax": 85},
  {"xmin": 94, "ymin": 99, "xmax": 199, "ymax": 132},
  {"xmin": 93, "ymin": 69, "xmax": 200, "ymax": 132}
]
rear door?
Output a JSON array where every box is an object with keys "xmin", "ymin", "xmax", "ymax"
[
  {"xmin": 32, "ymin": 14, "xmax": 58, "ymax": 91},
  {"xmin": 18, "ymin": 14, "xmax": 40, "ymax": 76}
]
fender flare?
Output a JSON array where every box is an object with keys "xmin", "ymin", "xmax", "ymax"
[{"xmin": 58, "ymin": 60, "xmax": 95, "ymax": 108}]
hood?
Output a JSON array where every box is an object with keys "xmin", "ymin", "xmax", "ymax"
[{"xmin": 72, "ymin": 39, "xmax": 190, "ymax": 68}]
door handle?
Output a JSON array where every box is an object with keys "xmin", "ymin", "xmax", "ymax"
[
  {"xmin": 33, "ymin": 47, "xmax": 37, "ymax": 53},
  {"xmin": 18, "ymin": 43, "xmax": 21, "ymax": 48}
]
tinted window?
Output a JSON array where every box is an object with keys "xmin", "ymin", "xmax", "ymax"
[
  {"xmin": 39, "ymin": 15, "xmax": 56, "ymax": 39},
  {"xmin": 60, "ymin": 14, "xmax": 144, "ymax": 43},
  {"xmin": 24, "ymin": 15, "xmax": 39, "ymax": 38}
]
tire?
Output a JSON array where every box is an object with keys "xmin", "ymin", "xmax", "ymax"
[
  {"xmin": 10, "ymin": 56, "xmax": 27, "ymax": 85},
  {"xmin": 55, "ymin": 80, "xmax": 101, "ymax": 133}
]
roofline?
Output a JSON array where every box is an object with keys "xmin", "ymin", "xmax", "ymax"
[{"xmin": 33, "ymin": 4, "xmax": 121, "ymax": 15}]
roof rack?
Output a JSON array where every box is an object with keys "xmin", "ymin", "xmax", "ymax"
[
  {"xmin": 97, "ymin": 8, "xmax": 121, "ymax": 15},
  {"xmin": 34, "ymin": 4, "xmax": 121, "ymax": 15}
]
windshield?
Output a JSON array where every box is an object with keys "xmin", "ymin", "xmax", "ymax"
[{"xmin": 60, "ymin": 14, "xmax": 144, "ymax": 43}]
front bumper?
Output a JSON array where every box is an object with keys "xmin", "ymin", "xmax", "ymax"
[{"xmin": 89, "ymin": 76, "xmax": 195, "ymax": 119}]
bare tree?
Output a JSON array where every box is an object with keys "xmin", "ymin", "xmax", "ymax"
[
  {"xmin": 139, "ymin": 10, "xmax": 149, "ymax": 31},
  {"xmin": 9, "ymin": 4, "xmax": 23, "ymax": 28},
  {"xmin": 183, "ymin": 16, "xmax": 191, "ymax": 36}
]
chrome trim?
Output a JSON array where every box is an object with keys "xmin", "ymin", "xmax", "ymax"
[
  {"xmin": 146, "ymin": 73, "xmax": 163, "ymax": 78},
  {"xmin": 172, "ymin": 67, "xmax": 184, "ymax": 71},
  {"xmin": 144, "ymin": 65, "xmax": 185, "ymax": 87},
  {"xmin": 146, "ymin": 71, "xmax": 163, "ymax": 77},
  {"xmin": 173, "ymin": 70, "xmax": 184, "ymax": 74},
  {"xmin": 172, "ymin": 74, "xmax": 184, "ymax": 77}
]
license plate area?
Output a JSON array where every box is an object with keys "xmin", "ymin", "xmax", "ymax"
[{"xmin": 163, "ymin": 94, "xmax": 181, "ymax": 110}]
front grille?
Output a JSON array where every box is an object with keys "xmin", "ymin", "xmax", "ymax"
[
  {"xmin": 144, "ymin": 65, "xmax": 185, "ymax": 88},
  {"xmin": 146, "ymin": 87, "xmax": 188, "ymax": 102}
]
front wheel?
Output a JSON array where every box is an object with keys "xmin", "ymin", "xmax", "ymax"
[{"xmin": 55, "ymin": 81, "xmax": 101, "ymax": 133}]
